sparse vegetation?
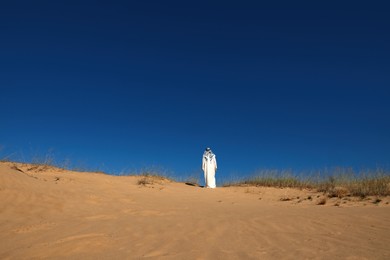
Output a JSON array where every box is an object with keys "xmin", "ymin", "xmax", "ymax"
[
  {"xmin": 223, "ymin": 170, "xmax": 314, "ymax": 189},
  {"xmin": 0, "ymin": 145, "xmax": 16, "ymax": 163},
  {"xmin": 137, "ymin": 176, "xmax": 152, "ymax": 186},
  {"xmin": 317, "ymin": 172, "xmax": 390, "ymax": 198},
  {"xmin": 2, "ymin": 146, "xmax": 389, "ymax": 198},
  {"xmin": 10, "ymin": 164, "xmax": 23, "ymax": 172},
  {"xmin": 223, "ymin": 168, "xmax": 390, "ymax": 198},
  {"xmin": 137, "ymin": 172, "xmax": 173, "ymax": 186},
  {"xmin": 0, "ymin": 148, "xmax": 108, "ymax": 174},
  {"xmin": 317, "ymin": 197, "xmax": 327, "ymax": 205}
]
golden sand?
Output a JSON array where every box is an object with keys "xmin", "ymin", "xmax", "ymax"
[{"xmin": 1, "ymin": 162, "xmax": 389, "ymax": 259}]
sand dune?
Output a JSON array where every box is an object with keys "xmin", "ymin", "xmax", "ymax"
[{"xmin": 0, "ymin": 162, "xmax": 389, "ymax": 259}]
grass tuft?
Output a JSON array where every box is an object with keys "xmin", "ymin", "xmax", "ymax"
[
  {"xmin": 2, "ymin": 146, "xmax": 389, "ymax": 198},
  {"xmin": 137, "ymin": 171, "xmax": 173, "ymax": 186},
  {"xmin": 317, "ymin": 197, "xmax": 327, "ymax": 205},
  {"xmin": 223, "ymin": 168, "xmax": 390, "ymax": 197}
]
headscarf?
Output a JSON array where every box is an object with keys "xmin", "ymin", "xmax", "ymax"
[{"xmin": 203, "ymin": 147, "xmax": 215, "ymax": 161}]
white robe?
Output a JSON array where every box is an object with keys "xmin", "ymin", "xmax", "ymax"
[{"xmin": 202, "ymin": 152, "xmax": 217, "ymax": 188}]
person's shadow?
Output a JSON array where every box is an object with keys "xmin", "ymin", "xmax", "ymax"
[{"xmin": 185, "ymin": 182, "xmax": 203, "ymax": 188}]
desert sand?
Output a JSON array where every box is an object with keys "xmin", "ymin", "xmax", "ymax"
[{"xmin": 0, "ymin": 162, "xmax": 389, "ymax": 259}]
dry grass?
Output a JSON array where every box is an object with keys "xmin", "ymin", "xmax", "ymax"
[
  {"xmin": 26, "ymin": 163, "xmax": 54, "ymax": 172},
  {"xmin": 223, "ymin": 170, "xmax": 314, "ymax": 189},
  {"xmin": 10, "ymin": 164, "xmax": 24, "ymax": 172},
  {"xmin": 317, "ymin": 173, "xmax": 390, "ymax": 198},
  {"xmin": 223, "ymin": 169, "xmax": 390, "ymax": 198},
  {"xmin": 137, "ymin": 172, "xmax": 172, "ymax": 186},
  {"xmin": 316, "ymin": 197, "xmax": 327, "ymax": 205},
  {"xmin": 2, "ymin": 147, "xmax": 389, "ymax": 198},
  {"xmin": 137, "ymin": 176, "xmax": 153, "ymax": 186},
  {"xmin": 0, "ymin": 147, "xmax": 110, "ymax": 174}
]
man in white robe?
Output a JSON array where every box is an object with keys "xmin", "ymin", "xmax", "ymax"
[{"xmin": 202, "ymin": 147, "xmax": 217, "ymax": 188}]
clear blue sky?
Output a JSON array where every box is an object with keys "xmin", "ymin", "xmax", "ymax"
[{"xmin": 1, "ymin": 1, "xmax": 389, "ymax": 180}]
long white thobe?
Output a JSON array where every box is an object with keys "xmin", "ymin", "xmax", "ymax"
[{"xmin": 202, "ymin": 154, "xmax": 217, "ymax": 188}]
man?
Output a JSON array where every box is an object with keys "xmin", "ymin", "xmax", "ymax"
[{"xmin": 202, "ymin": 147, "xmax": 217, "ymax": 188}]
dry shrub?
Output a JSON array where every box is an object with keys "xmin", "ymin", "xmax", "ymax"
[
  {"xmin": 314, "ymin": 171, "xmax": 390, "ymax": 198},
  {"xmin": 27, "ymin": 164, "xmax": 53, "ymax": 172},
  {"xmin": 225, "ymin": 170, "xmax": 314, "ymax": 189},
  {"xmin": 317, "ymin": 197, "xmax": 327, "ymax": 205},
  {"xmin": 137, "ymin": 172, "xmax": 171, "ymax": 186},
  {"xmin": 327, "ymin": 186, "xmax": 350, "ymax": 198},
  {"xmin": 347, "ymin": 176, "xmax": 390, "ymax": 198},
  {"xmin": 138, "ymin": 176, "xmax": 153, "ymax": 186},
  {"xmin": 10, "ymin": 164, "xmax": 24, "ymax": 173}
]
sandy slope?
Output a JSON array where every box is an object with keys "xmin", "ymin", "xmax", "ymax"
[{"xmin": 0, "ymin": 162, "xmax": 389, "ymax": 259}]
